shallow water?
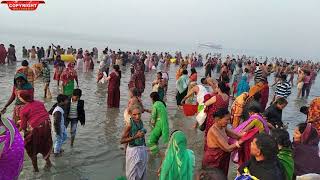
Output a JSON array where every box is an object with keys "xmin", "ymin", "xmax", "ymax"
[{"xmin": 0, "ymin": 60, "xmax": 318, "ymax": 180}]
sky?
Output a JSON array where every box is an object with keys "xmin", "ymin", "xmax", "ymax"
[{"xmin": 0, "ymin": 0, "xmax": 320, "ymax": 59}]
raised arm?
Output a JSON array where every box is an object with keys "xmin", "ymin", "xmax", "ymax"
[{"xmin": 204, "ymin": 95, "xmax": 216, "ymax": 107}]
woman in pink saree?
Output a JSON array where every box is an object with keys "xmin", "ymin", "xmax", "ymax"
[{"xmin": 0, "ymin": 116, "xmax": 24, "ymax": 180}]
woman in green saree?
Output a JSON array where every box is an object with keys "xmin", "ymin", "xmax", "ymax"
[
  {"xmin": 270, "ymin": 129, "xmax": 294, "ymax": 180},
  {"xmin": 61, "ymin": 63, "xmax": 79, "ymax": 96},
  {"xmin": 147, "ymin": 92, "xmax": 169, "ymax": 156},
  {"xmin": 159, "ymin": 130, "xmax": 195, "ymax": 180}
]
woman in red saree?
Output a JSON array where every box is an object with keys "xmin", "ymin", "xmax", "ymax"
[
  {"xmin": 19, "ymin": 93, "xmax": 53, "ymax": 172},
  {"xmin": 1, "ymin": 73, "xmax": 34, "ymax": 127},
  {"xmin": 202, "ymin": 108, "xmax": 243, "ymax": 176},
  {"xmin": 203, "ymin": 81, "xmax": 230, "ymax": 151},
  {"xmin": 105, "ymin": 65, "xmax": 121, "ymax": 108}
]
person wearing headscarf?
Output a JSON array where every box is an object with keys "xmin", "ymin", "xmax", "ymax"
[
  {"xmin": 1, "ymin": 73, "xmax": 34, "ymax": 126},
  {"xmin": 159, "ymin": 131, "xmax": 195, "ymax": 180},
  {"xmin": 19, "ymin": 93, "xmax": 53, "ymax": 172},
  {"xmin": 307, "ymin": 97, "xmax": 320, "ymax": 135},
  {"xmin": 0, "ymin": 44, "xmax": 7, "ymax": 64},
  {"xmin": 60, "ymin": 63, "xmax": 79, "ymax": 96},
  {"xmin": 293, "ymin": 123, "xmax": 320, "ymax": 176},
  {"xmin": 236, "ymin": 74, "xmax": 250, "ymax": 97},
  {"xmin": 147, "ymin": 92, "xmax": 169, "ymax": 156},
  {"xmin": 0, "ymin": 115, "xmax": 24, "ymax": 180}
]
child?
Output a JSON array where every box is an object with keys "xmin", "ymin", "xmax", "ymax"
[
  {"xmin": 52, "ymin": 94, "xmax": 68, "ymax": 156},
  {"xmin": 64, "ymin": 89, "xmax": 85, "ymax": 147},
  {"xmin": 120, "ymin": 105, "xmax": 148, "ymax": 180}
]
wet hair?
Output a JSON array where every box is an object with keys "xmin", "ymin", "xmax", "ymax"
[
  {"xmin": 238, "ymin": 63, "xmax": 243, "ymax": 68},
  {"xmin": 21, "ymin": 60, "xmax": 29, "ymax": 66},
  {"xmin": 213, "ymin": 108, "xmax": 229, "ymax": 119},
  {"xmin": 300, "ymin": 106, "xmax": 309, "ymax": 115},
  {"xmin": 113, "ymin": 65, "xmax": 121, "ymax": 78},
  {"xmin": 72, "ymin": 89, "xmax": 82, "ymax": 98},
  {"xmin": 217, "ymin": 81, "xmax": 230, "ymax": 94},
  {"xmin": 182, "ymin": 69, "xmax": 188, "ymax": 75},
  {"xmin": 255, "ymin": 133, "xmax": 278, "ymax": 160},
  {"xmin": 253, "ymin": 92, "xmax": 262, "ymax": 101},
  {"xmin": 128, "ymin": 105, "xmax": 142, "ymax": 114},
  {"xmin": 221, "ymin": 74, "xmax": 230, "ymax": 83},
  {"xmin": 297, "ymin": 123, "xmax": 319, "ymax": 143},
  {"xmin": 248, "ymin": 105, "xmax": 261, "ymax": 114},
  {"xmin": 157, "ymin": 72, "xmax": 162, "ymax": 77},
  {"xmin": 191, "ymin": 68, "xmax": 196, "ymax": 74},
  {"xmin": 244, "ymin": 68, "xmax": 249, "ymax": 73},
  {"xmin": 275, "ymin": 97, "xmax": 288, "ymax": 105},
  {"xmin": 280, "ymin": 74, "xmax": 287, "ymax": 81},
  {"xmin": 150, "ymin": 92, "xmax": 166, "ymax": 107},
  {"xmin": 270, "ymin": 129, "xmax": 292, "ymax": 148},
  {"xmin": 200, "ymin": 78, "xmax": 206, "ymax": 84},
  {"xmin": 56, "ymin": 94, "xmax": 68, "ymax": 104},
  {"xmin": 130, "ymin": 88, "xmax": 140, "ymax": 97}
]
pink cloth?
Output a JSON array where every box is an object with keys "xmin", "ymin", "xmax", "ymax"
[
  {"xmin": 0, "ymin": 118, "xmax": 24, "ymax": 180},
  {"xmin": 20, "ymin": 101, "xmax": 49, "ymax": 130}
]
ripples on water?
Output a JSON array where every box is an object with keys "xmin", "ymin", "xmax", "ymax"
[{"xmin": 0, "ymin": 61, "xmax": 318, "ymax": 180}]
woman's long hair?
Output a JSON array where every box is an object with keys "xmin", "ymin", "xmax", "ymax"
[{"xmin": 150, "ymin": 92, "xmax": 166, "ymax": 107}]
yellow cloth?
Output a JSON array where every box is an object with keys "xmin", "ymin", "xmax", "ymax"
[{"xmin": 247, "ymin": 119, "xmax": 265, "ymax": 133}]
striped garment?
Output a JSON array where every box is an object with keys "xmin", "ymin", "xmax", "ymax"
[
  {"xmin": 275, "ymin": 81, "xmax": 292, "ymax": 98},
  {"xmin": 254, "ymin": 68, "xmax": 263, "ymax": 82}
]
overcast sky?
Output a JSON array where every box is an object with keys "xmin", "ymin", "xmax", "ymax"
[{"xmin": 0, "ymin": 0, "xmax": 319, "ymax": 59}]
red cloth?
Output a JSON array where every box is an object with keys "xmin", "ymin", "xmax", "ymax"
[
  {"xmin": 107, "ymin": 72, "xmax": 121, "ymax": 108},
  {"xmin": 128, "ymin": 71, "xmax": 145, "ymax": 95},
  {"xmin": 204, "ymin": 94, "xmax": 229, "ymax": 151},
  {"xmin": 236, "ymin": 128, "xmax": 259, "ymax": 166},
  {"xmin": 24, "ymin": 119, "xmax": 52, "ymax": 159},
  {"xmin": 19, "ymin": 101, "xmax": 49, "ymax": 131},
  {"xmin": 202, "ymin": 147, "xmax": 231, "ymax": 176},
  {"xmin": 60, "ymin": 66, "xmax": 77, "ymax": 85},
  {"xmin": 0, "ymin": 45, "xmax": 7, "ymax": 64}
]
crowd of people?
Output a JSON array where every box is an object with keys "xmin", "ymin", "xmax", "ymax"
[{"xmin": 0, "ymin": 43, "xmax": 320, "ymax": 180}]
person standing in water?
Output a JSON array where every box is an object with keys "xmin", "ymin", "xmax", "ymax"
[
  {"xmin": 19, "ymin": 93, "xmax": 53, "ymax": 172},
  {"xmin": 53, "ymin": 55, "xmax": 65, "ymax": 87},
  {"xmin": 120, "ymin": 105, "xmax": 148, "ymax": 180},
  {"xmin": 1, "ymin": 73, "xmax": 34, "ymax": 127},
  {"xmin": 147, "ymin": 92, "xmax": 170, "ymax": 156},
  {"xmin": 105, "ymin": 65, "xmax": 121, "ymax": 108},
  {"xmin": 39, "ymin": 60, "xmax": 52, "ymax": 99},
  {"xmin": 64, "ymin": 89, "xmax": 85, "ymax": 147},
  {"xmin": 60, "ymin": 63, "xmax": 79, "ymax": 97},
  {"xmin": 16, "ymin": 60, "xmax": 35, "ymax": 87},
  {"xmin": 52, "ymin": 94, "xmax": 68, "ymax": 157},
  {"xmin": 0, "ymin": 44, "xmax": 7, "ymax": 65},
  {"xmin": 7, "ymin": 44, "xmax": 16, "ymax": 64},
  {"xmin": 152, "ymin": 72, "xmax": 167, "ymax": 101}
]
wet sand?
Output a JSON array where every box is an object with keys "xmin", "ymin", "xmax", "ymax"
[{"xmin": 0, "ymin": 61, "xmax": 317, "ymax": 180}]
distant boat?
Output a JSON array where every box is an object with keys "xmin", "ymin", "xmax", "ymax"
[{"xmin": 198, "ymin": 43, "xmax": 222, "ymax": 50}]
